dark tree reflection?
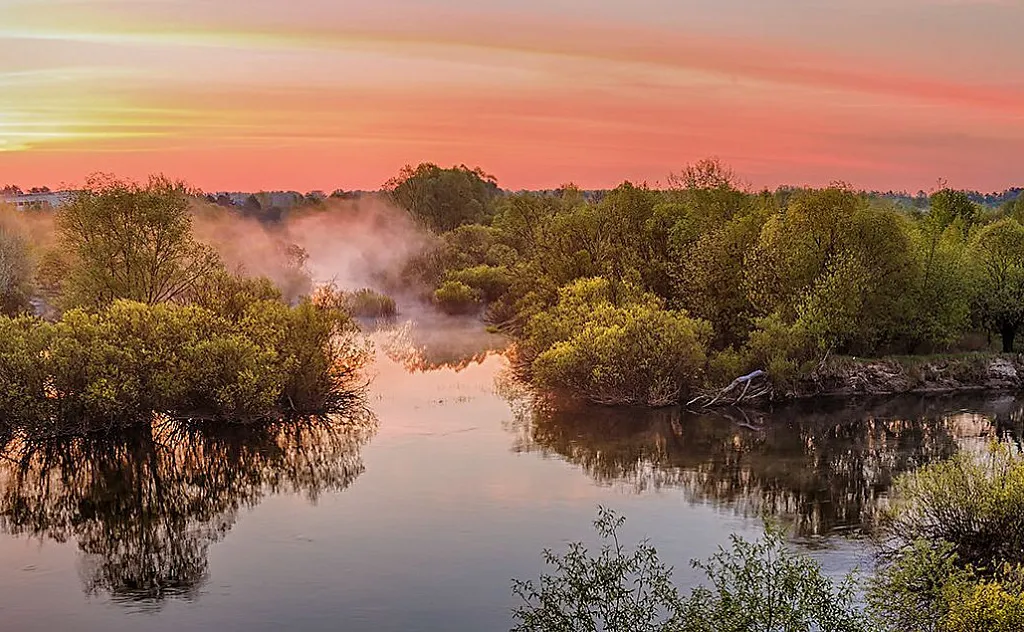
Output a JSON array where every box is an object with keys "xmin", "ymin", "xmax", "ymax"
[
  {"xmin": 0, "ymin": 415, "xmax": 376, "ymax": 607},
  {"xmin": 508, "ymin": 395, "xmax": 1024, "ymax": 536}
]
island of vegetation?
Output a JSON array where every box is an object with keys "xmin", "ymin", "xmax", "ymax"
[{"xmin": 0, "ymin": 175, "xmax": 372, "ymax": 436}]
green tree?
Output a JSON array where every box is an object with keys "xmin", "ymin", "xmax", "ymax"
[
  {"xmin": 969, "ymin": 218, "xmax": 1024, "ymax": 352},
  {"xmin": 57, "ymin": 175, "xmax": 221, "ymax": 307},
  {"xmin": 929, "ymin": 188, "xmax": 979, "ymax": 236},
  {"xmin": 384, "ymin": 163, "xmax": 499, "ymax": 232},
  {"xmin": 745, "ymin": 188, "xmax": 918, "ymax": 354},
  {"xmin": 0, "ymin": 223, "xmax": 33, "ymax": 316}
]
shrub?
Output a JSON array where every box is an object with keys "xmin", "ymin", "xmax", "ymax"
[
  {"xmin": 742, "ymin": 313, "xmax": 816, "ymax": 389},
  {"xmin": 345, "ymin": 288, "xmax": 397, "ymax": 318},
  {"xmin": 445, "ymin": 264, "xmax": 512, "ymax": 303},
  {"xmin": 870, "ymin": 445, "xmax": 1024, "ymax": 632},
  {"xmin": 0, "ymin": 298, "xmax": 367, "ymax": 435},
  {"xmin": 944, "ymin": 579, "xmax": 1024, "ymax": 632},
  {"xmin": 242, "ymin": 298, "xmax": 368, "ymax": 412},
  {"xmin": 532, "ymin": 305, "xmax": 710, "ymax": 406},
  {"xmin": 879, "ymin": 443, "xmax": 1024, "ymax": 571},
  {"xmin": 524, "ymin": 278, "xmax": 711, "ymax": 406},
  {"xmin": 512, "ymin": 508, "xmax": 871, "ymax": 632},
  {"xmin": 433, "ymin": 280, "xmax": 479, "ymax": 315},
  {"xmin": 869, "ymin": 539, "xmax": 967, "ymax": 632},
  {"xmin": 0, "ymin": 226, "xmax": 33, "ymax": 316},
  {"xmin": 190, "ymin": 271, "xmax": 282, "ymax": 321}
]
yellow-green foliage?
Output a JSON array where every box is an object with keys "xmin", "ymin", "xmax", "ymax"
[
  {"xmin": 945, "ymin": 580, "xmax": 1024, "ymax": 632},
  {"xmin": 433, "ymin": 280, "xmax": 479, "ymax": 315},
  {"xmin": 741, "ymin": 314, "xmax": 815, "ymax": 388},
  {"xmin": 525, "ymin": 278, "xmax": 711, "ymax": 406},
  {"xmin": 445, "ymin": 265, "xmax": 512, "ymax": 303},
  {"xmin": 871, "ymin": 446, "xmax": 1024, "ymax": 631},
  {"xmin": 345, "ymin": 288, "xmax": 398, "ymax": 318},
  {"xmin": 0, "ymin": 298, "xmax": 364, "ymax": 435},
  {"xmin": 56, "ymin": 175, "xmax": 221, "ymax": 308},
  {"xmin": 0, "ymin": 225, "xmax": 33, "ymax": 316},
  {"xmin": 883, "ymin": 444, "xmax": 1024, "ymax": 569}
]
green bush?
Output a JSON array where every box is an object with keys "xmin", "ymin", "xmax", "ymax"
[
  {"xmin": 445, "ymin": 264, "xmax": 512, "ymax": 303},
  {"xmin": 190, "ymin": 271, "xmax": 283, "ymax": 321},
  {"xmin": 869, "ymin": 539, "xmax": 967, "ymax": 632},
  {"xmin": 880, "ymin": 443, "xmax": 1024, "ymax": 570},
  {"xmin": 0, "ymin": 225, "xmax": 33, "ymax": 316},
  {"xmin": 870, "ymin": 445, "xmax": 1024, "ymax": 631},
  {"xmin": 345, "ymin": 288, "xmax": 397, "ymax": 318},
  {"xmin": 512, "ymin": 508, "xmax": 871, "ymax": 632},
  {"xmin": 0, "ymin": 298, "xmax": 366, "ymax": 435},
  {"xmin": 433, "ymin": 280, "xmax": 480, "ymax": 315},
  {"xmin": 526, "ymin": 278, "xmax": 711, "ymax": 406},
  {"xmin": 741, "ymin": 313, "xmax": 816, "ymax": 389},
  {"xmin": 945, "ymin": 579, "xmax": 1024, "ymax": 632}
]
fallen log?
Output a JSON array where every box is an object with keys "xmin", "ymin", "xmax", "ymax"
[{"xmin": 688, "ymin": 370, "xmax": 772, "ymax": 408}]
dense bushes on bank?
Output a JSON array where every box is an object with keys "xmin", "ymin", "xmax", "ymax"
[
  {"xmin": 515, "ymin": 445, "xmax": 1024, "ymax": 631},
  {"xmin": 524, "ymin": 278, "xmax": 711, "ymax": 406},
  {"xmin": 0, "ymin": 177, "xmax": 372, "ymax": 436},
  {"xmin": 512, "ymin": 508, "xmax": 870, "ymax": 632},
  {"xmin": 384, "ymin": 159, "xmax": 1024, "ymax": 406},
  {"xmin": 870, "ymin": 444, "xmax": 1024, "ymax": 631},
  {"xmin": 0, "ymin": 298, "xmax": 366, "ymax": 434}
]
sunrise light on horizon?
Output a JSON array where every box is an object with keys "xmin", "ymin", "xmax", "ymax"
[{"xmin": 2, "ymin": 0, "xmax": 1022, "ymax": 192}]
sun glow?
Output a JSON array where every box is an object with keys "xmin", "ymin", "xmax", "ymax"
[{"xmin": 1, "ymin": 0, "xmax": 1021, "ymax": 190}]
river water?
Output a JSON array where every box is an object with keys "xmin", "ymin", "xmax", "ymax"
[{"xmin": 0, "ymin": 318, "xmax": 1019, "ymax": 631}]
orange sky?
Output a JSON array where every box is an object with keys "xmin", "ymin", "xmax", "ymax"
[{"xmin": 1, "ymin": 0, "xmax": 1022, "ymax": 192}]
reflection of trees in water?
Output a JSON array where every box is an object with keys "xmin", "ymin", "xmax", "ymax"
[
  {"xmin": 0, "ymin": 416, "xmax": 376, "ymax": 607},
  {"xmin": 509, "ymin": 395, "xmax": 1024, "ymax": 536},
  {"xmin": 376, "ymin": 319, "xmax": 508, "ymax": 373}
]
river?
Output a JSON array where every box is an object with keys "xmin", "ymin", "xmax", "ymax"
[{"xmin": 0, "ymin": 317, "xmax": 1019, "ymax": 631}]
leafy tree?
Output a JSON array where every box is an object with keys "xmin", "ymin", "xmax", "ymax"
[
  {"xmin": 672, "ymin": 211, "xmax": 765, "ymax": 349},
  {"xmin": 384, "ymin": 163, "xmax": 499, "ymax": 232},
  {"xmin": 746, "ymin": 188, "xmax": 919, "ymax": 355},
  {"xmin": 929, "ymin": 188, "xmax": 979, "ymax": 236},
  {"xmin": 969, "ymin": 218, "xmax": 1024, "ymax": 352},
  {"xmin": 57, "ymin": 175, "xmax": 221, "ymax": 307},
  {"xmin": 0, "ymin": 223, "xmax": 33, "ymax": 316}
]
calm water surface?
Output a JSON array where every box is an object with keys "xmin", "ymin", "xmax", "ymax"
[{"xmin": 0, "ymin": 319, "xmax": 1020, "ymax": 631}]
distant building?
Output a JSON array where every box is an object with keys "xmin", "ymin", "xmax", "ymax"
[{"xmin": 0, "ymin": 191, "xmax": 73, "ymax": 211}]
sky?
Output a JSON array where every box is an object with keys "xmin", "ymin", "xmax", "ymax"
[{"xmin": 1, "ymin": 0, "xmax": 1022, "ymax": 192}]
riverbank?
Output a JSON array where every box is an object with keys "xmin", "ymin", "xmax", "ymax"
[{"xmin": 790, "ymin": 353, "xmax": 1024, "ymax": 399}]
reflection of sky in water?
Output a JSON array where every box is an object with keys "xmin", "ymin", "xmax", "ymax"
[{"xmin": 0, "ymin": 320, "xmax": 1020, "ymax": 631}]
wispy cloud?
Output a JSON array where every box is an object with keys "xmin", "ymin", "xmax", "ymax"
[{"xmin": 0, "ymin": 0, "xmax": 1021, "ymax": 190}]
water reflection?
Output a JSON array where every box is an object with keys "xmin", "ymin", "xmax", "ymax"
[
  {"xmin": 0, "ymin": 416, "xmax": 376, "ymax": 608},
  {"xmin": 376, "ymin": 317, "xmax": 508, "ymax": 373},
  {"xmin": 509, "ymin": 395, "xmax": 1024, "ymax": 536}
]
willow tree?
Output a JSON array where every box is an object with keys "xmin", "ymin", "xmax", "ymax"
[{"xmin": 57, "ymin": 175, "xmax": 220, "ymax": 307}]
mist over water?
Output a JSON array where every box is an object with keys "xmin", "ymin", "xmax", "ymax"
[{"xmin": 192, "ymin": 196, "xmax": 429, "ymax": 298}]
